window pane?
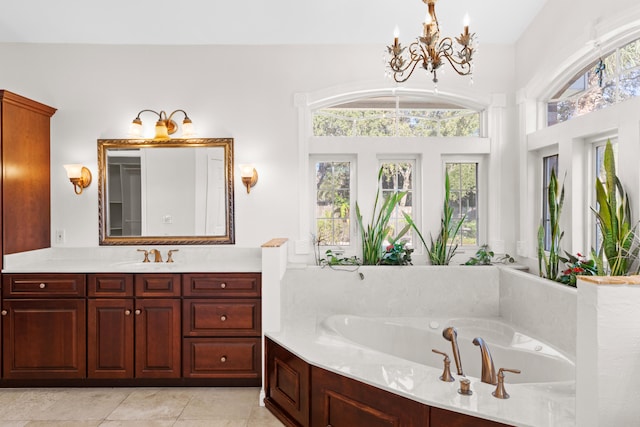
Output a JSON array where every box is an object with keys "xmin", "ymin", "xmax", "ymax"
[
  {"xmin": 380, "ymin": 162, "xmax": 414, "ymax": 247},
  {"xmin": 446, "ymin": 163, "xmax": 478, "ymax": 246},
  {"xmin": 547, "ymin": 37, "xmax": 640, "ymax": 126},
  {"xmin": 312, "ymin": 97, "xmax": 481, "ymax": 137},
  {"xmin": 316, "ymin": 161, "xmax": 351, "ymax": 245}
]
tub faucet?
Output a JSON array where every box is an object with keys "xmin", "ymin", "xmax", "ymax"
[
  {"xmin": 442, "ymin": 327, "xmax": 464, "ymax": 376},
  {"xmin": 472, "ymin": 337, "xmax": 497, "ymax": 385}
]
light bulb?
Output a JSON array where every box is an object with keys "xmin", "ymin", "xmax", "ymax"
[
  {"xmin": 463, "ymin": 13, "xmax": 470, "ymax": 27},
  {"xmin": 393, "ymin": 25, "xmax": 400, "ymax": 39}
]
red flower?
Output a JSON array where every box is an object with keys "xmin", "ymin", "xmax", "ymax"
[
  {"xmin": 572, "ymin": 267, "xmax": 584, "ymax": 273},
  {"xmin": 386, "ymin": 245, "xmax": 394, "ymax": 252},
  {"xmin": 577, "ymin": 252, "xmax": 583, "ymax": 257}
]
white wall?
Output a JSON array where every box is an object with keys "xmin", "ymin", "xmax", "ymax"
[{"xmin": 0, "ymin": 42, "xmax": 516, "ymax": 253}]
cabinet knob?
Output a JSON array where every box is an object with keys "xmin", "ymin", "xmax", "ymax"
[
  {"xmin": 134, "ymin": 309, "xmax": 141, "ymax": 315},
  {"xmin": 220, "ymin": 356, "xmax": 227, "ymax": 363},
  {"xmin": 1, "ymin": 310, "xmax": 7, "ymax": 316},
  {"xmin": 39, "ymin": 283, "xmax": 46, "ymax": 289},
  {"xmin": 220, "ymin": 315, "xmax": 227, "ymax": 322},
  {"xmin": 125, "ymin": 310, "xmax": 131, "ymax": 316},
  {"xmin": 220, "ymin": 282, "xmax": 227, "ymax": 289}
]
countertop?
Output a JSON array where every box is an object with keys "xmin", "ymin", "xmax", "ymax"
[
  {"xmin": 2, "ymin": 247, "xmax": 262, "ymax": 273},
  {"xmin": 266, "ymin": 326, "xmax": 575, "ymax": 427}
]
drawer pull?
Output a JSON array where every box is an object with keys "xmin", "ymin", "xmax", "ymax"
[
  {"xmin": 39, "ymin": 283, "xmax": 46, "ymax": 289},
  {"xmin": 125, "ymin": 310, "xmax": 131, "ymax": 316},
  {"xmin": 220, "ymin": 315, "xmax": 227, "ymax": 322},
  {"xmin": 220, "ymin": 282, "xmax": 227, "ymax": 289},
  {"xmin": 134, "ymin": 309, "xmax": 141, "ymax": 315},
  {"xmin": 220, "ymin": 356, "xmax": 227, "ymax": 363},
  {"xmin": 1, "ymin": 310, "xmax": 7, "ymax": 316}
]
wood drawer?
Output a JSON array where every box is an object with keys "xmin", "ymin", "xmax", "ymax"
[
  {"xmin": 182, "ymin": 273, "xmax": 261, "ymax": 297},
  {"xmin": 88, "ymin": 273, "xmax": 134, "ymax": 297},
  {"xmin": 135, "ymin": 273, "xmax": 181, "ymax": 297},
  {"xmin": 183, "ymin": 337, "xmax": 261, "ymax": 379},
  {"xmin": 183, "ymin": 299, "xmax": 261, "ymax": 336},
  {"xmin": 2, "ymin": 274, "xmax": 86, "ymax": 298}
]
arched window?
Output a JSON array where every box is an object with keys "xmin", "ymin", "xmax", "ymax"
[
  {"xmin": 313, "ymin": 96, "xmax": 481, "ymax": 137},
  {"xmin": 547, "ymin": 38, "xmax": 640, "ymax": 126}
]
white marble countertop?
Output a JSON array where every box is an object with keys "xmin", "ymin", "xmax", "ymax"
[
  {"xmin": 2, "ymin": 247, "xmax": 262, "ymax": 273},
  {"xmin": 266, "ymin": 327, "xmax": 575, "ymax": 427}
]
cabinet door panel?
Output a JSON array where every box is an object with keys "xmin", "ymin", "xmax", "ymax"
[
  {"xmin": 135, "ymin": 298, "xmax": 181, "ymax": 378},
  {"xmin": 431, "ymin": 407, "xmax": 512, "ymax": 427},
  {"xmin": 182, "ymin": 273, "xmax": 261, "ymax": 297},
  {"xmin": 88, "ymin": 274, "xmax": 134, "ymax": 297},
  {"xmin": 135, "ymin": 274, "xmax": 181, "ymax": 297},
  {"xmin": 183, "ymin": 299, "xmax": 261, "ymax": 336},
  {"xmin": 2, "ymin": 274, "xmax": 86, "ymax": 298},
  {"xmin": 311, "ymin": 366, "xmax": 429, "ymax": 427},
  {"xmin": 2, "ymin": 299, "xmax": 86, "ymax": 379},
  {"xmin": 87, "ymin": 299, "xmax": 134, "ymax": 378},
  {"xmin": 183, "ymin": 338, "xmax": 260, "ymax": 379}
]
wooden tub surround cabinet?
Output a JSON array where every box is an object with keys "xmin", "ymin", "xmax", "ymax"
[
  {"xmin": 265, "ymin": 338, "xmax": 513, "ymax": 427},
  {"xmin": 0, "ymin": 272, "xmax": 261, "ymax": 387}
]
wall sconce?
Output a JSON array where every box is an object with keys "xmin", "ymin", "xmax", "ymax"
[
  {"xmin": 63, "ymin": 164, "xmax": 92, "ymax": 195},
  {"xmin": 239, "ymin": 164, "xmax": 258, "ymax": 194},
  {"xmin": 128, "ymin": 109, "xmax": 196, "ymax": 140}
]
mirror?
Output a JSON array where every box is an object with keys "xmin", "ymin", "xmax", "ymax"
[{"xmin": 98, "ymin": 138, "xmax": 235, "ymax": 245}]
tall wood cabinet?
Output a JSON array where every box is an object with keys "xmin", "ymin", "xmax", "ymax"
[{"xmin": 0, "ymin": 90, "xmax": 56, "ymax": 269}]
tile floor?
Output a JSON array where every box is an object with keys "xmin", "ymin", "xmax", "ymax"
[{"xmin": 0, "ymin": 387, "xmax": 284, "ymax": 426}]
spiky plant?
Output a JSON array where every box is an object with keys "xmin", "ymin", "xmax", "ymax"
[
  {"xmin": 592, "ymin": 139, "xmax": 640, "ymax": 276},
  {"xmin": 355, "ymin": 167, "xmax": 410, "ymax": 265},
  {"xmin": 405, "ymin": 172, "xmax": 464, "ymax": 265},
  {"xmin": 537, "ymin": 168, "xmax": 564, "ymax": 280}
]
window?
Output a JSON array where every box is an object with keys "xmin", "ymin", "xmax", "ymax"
[
  {"xmin": 314, "ymin": 161, "xmax": 352, "ymax": 246},
  {"xmin": 379, "ymin": 161, "xmax": 415, "ymax": 247},
  {"xmin": 313, "ymin": 96, "xmax": 481, "ymax": 137},
  {"xmin": 542, "ymin": 154, "xmax": 559, "ymax": 251},
  {"xmin": 446, "ymin": 162, "xmax": 478, "ymax": 246},
  {"xmin": 548, "ymin": 38, "xmax": 640, "ymax": 125}
]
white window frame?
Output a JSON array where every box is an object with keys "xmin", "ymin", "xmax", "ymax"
[
  {"xmin": 377, "ymin": 156, "xmax": 420, "ymax": 250},
  {"xmin": 310, "ymin": 155, "xmax": 357, "ymax": 254},
  {"xmin": 442, "ymin": 155, "xmax": 487, "ymax": 253},
  {"xmin": 587, "ymin": 135, "xmax": 618, "ymax": 253}
]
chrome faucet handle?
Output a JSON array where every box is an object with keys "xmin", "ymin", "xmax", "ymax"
[
  {"xmin": 166, "ymin": 249, "xmax": 179, "ymax": 263},
  {"xmin": 431, "ymin": 349, "xmax": 455, "ymax": 382},
  {"xmin": 137, "ymin": 249, "xmax": 150, "ymax": 263},
  {"xmin": 492, "ymin": 368, "xmax": 521, "ymax": 399}
]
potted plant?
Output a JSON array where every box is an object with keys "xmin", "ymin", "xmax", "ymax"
[
  {"xmin": 464, "ymin": 244, "xmax": 514, "ymax": 265},
  {"xmin": 591, "ymin": 139, "xmax": 640, "ymax": 276},
  {"xmin": 406, "ymin": 171, "xmax": 464, "ymax": 265},
  {"xmin": 356, "ymin": 167, "xmax": 411, "ymax": 265},
  {"xmin": 537, "ymin": 168, "xmax": 564, "ymax": 280}
]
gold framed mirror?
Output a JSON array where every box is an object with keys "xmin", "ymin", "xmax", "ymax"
[{"xmin": 98, "ymin": 138, "xmax": 235, "ymax": 245}]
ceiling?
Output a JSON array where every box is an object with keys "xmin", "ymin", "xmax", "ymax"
[{"xmin": 0, "ymin": 0, "xmax": 547, "ymax": 46}]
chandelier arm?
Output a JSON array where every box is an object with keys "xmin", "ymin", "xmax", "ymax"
[
  {"xmin": 393, "ymin": 59, "xmax": 422, "ymax": 83},
  {"xmin": 437, "ymin": 38, "xmax": 473, "ymax": 76},
  {"xmin": 167, "ymin": 109, "xmax": 190, "ymax": 122}
]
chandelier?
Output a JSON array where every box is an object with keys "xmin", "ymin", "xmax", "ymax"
[{"xmin": 386, "ymin": 0, "xmax": 476, "ymax": 84}]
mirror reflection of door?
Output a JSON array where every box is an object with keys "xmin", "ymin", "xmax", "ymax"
[{"xmin": 107, "ymin": 154, "xmax": 142, "ymax": 236}]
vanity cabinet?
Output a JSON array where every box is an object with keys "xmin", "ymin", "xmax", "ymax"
[
  {"xmin": 87, "ymin": 273, "xmax": 181, "ymax": 379},
  {"xmin": 1, "ymin": 274, "xmax": 86, "ymax": 379},
  {"xmin": 182, "ymin": 273, "xmax": 261, "ymax": 384},
  {"xmin": 265, "ymin": 338, "xmax": 513, "ymax": 427}
]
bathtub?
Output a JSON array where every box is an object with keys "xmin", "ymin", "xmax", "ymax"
[{"xmin": 320, "ymin": 315, "xmax": 575, "ymax": 384}]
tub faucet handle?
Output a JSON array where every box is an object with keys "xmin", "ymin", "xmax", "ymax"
[
  {"xmin": 431, "ymin": 349, "xmax": 455, "ymax": 382},
  {"xmin": 492, "ymin": 368, "xmax": 521, "ymax": 399},
  {"xmin": 137, "ymin": 249, "xmax": 150, "ymax": 263}
]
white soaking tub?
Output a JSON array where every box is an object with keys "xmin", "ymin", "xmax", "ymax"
[{"xmin": 320, "ymin": 314, "xmax": 575, "ymax": 384}]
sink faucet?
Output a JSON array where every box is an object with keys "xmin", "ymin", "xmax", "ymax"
[
  {"xmin": 472, "ymin": 337, "xmax": 497, "ymax": 385},
  {"xmin": 442, "ymin": 327, "xmax": 464, "ymax": 376},
  {"xmin": 149, "ymin": 249, "xmax": 163, "ymax": 263}
]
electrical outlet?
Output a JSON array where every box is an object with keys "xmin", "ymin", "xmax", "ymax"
[{"xmin": 55, "ymin": 229, "xmax": 66, "ymax": 244}]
